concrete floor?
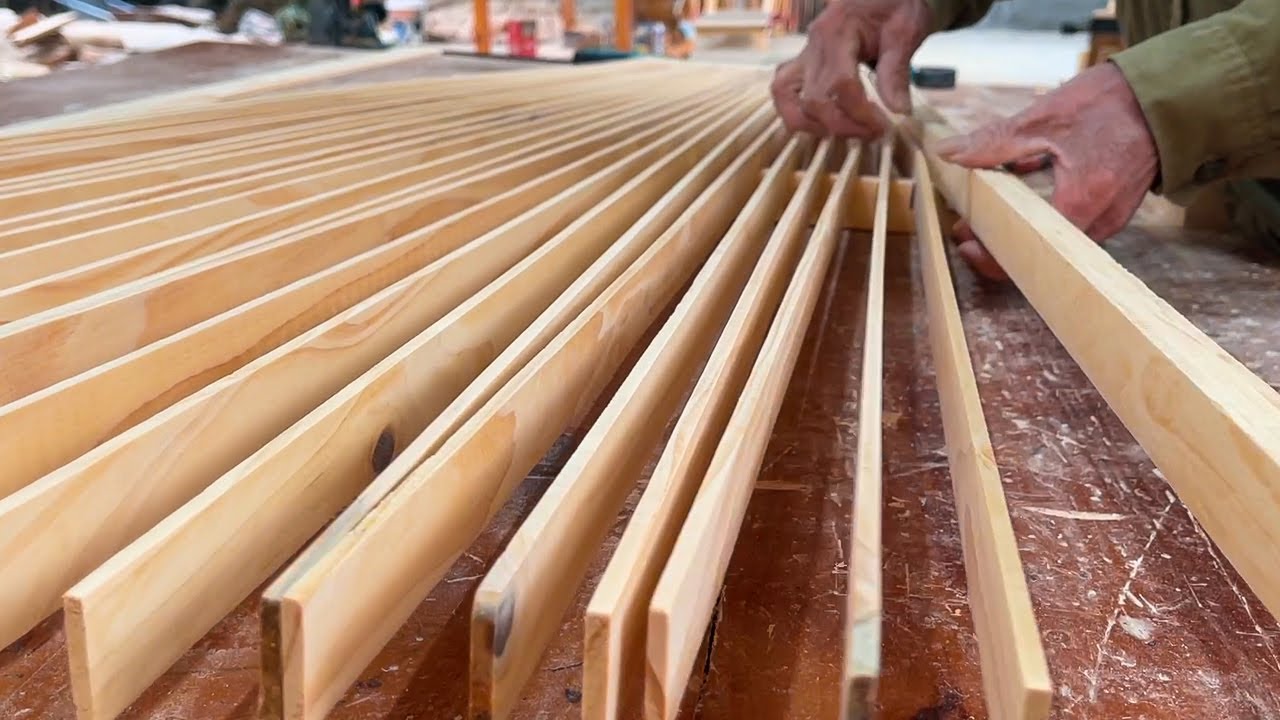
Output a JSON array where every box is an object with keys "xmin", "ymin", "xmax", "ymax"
[{"xmin": 691, "ymin": 27, "xmax": 1088, "ymax": 88}]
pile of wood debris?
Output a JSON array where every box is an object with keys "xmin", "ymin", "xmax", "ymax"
[{"xmin": 0, "ymin": 6, "xmax": 272, "ymax": 81}]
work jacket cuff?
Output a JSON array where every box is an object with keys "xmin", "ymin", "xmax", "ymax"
[{"xmin": 1110, "ymin": 19, "xmax": 1270, "ymax": 196}]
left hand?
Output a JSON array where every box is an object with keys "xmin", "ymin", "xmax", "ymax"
[{"xmin": 931, "ymin": 62, "xmax": 1159, "ymax": 280}]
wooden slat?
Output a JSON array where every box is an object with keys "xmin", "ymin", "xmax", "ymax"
[
  {"xmin": 913, "ymin": 101, "xmax": 1280, "ymax": 618},
  {"xmin": 0, "ymin": 63, "xmax": 672, "ymax": 177},
  {"xmin": 469, "ymin": 132, "xmax": 803, "ymax": 720},
  {"xmin": 0, "ymin": 84, "xmax": 727, "ymax": 410},
  {"xmin": 840, "ymin": 140, "xmax": 893, "ymax": 719},
  {"xmin": 0, "ymin": 102, "xmax": 743, "ymax": 650},
  {"xmin": 0, "ymin": 104, "xmax": 523, "ymax": 264},
  {"xmin": 58, "ymin": 93, "xmax": 764, "ymax": 720},
  {"xmin": 260, "ymin": 118, "xmax": 781, "ymax": 720},
  {"xmin": 645, "ymin": 138, "xmax": 859, "ymax": 720},
  {"xmin": 912, "ymin": 147, "xmax": 1053, "ymax": 719},
  {"xmin": 0, "ymin": 69, "xmax": 677, "ymax": 220},
  {"xmin": 581, "ymin": 144, "xmax": 820, "ymax": 720},
  {"xmin": 0, "ymin": 85, "xmax": 705, "ymax": 307},
  {"xmin": 0, "ymin": 111, "xmax": 675, "ymax": 653}
]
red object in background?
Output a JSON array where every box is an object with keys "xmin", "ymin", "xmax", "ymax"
[{"xmin": 504, "ymin": 19, "xmax": 538, "ymax": 57}]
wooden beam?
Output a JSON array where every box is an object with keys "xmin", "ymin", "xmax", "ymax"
[
  {"xmin": 912, "ymin": 103, "xmax": 1280, "ymax": 620},
  {"xmin": 840, "ymin": 140, "xmax": 892, "ymax": 719},
  {"xmin": 912, "ymin": 147, "xmax": 1052, "ymax": 719},
  {"xmin": 58, "ymin": 96, "xmax": 765, "ymax": 720},
  {"xmin": 475, "ymin": 0, "xmax": 492, "ymax": 54},
  {"xmin": 581, "ymin": 143, "xmax": 817, "ymax": 720},
  {"xmin": 469, "ymin": 133, "xmax": 803, "ymax": 720},
  {"xmin": 0, "ymin": 100, "xmax": 751, "ymax": 658},
  {"xmin": 259, "ymin": 119, "xmax": 781, "ymax": 720},
  {"xmin": 0, "ymin": 85, "xmax": 728, "ymax": 410},
  {"xmin": 645, "ymin": 137, "xmax": 858, "ymax": 720},
  {"xmin": 616, "ymin": 0, "xmax": 633, "ymax": 51}
]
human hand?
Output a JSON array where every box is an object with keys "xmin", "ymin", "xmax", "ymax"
[
  {"xmin": 770, "ymin": 0, "xmax": 933, "ymax": 138},
  {"xmin": 932, "ymin": 62, "xmax": 1159, "ymax": 281}
]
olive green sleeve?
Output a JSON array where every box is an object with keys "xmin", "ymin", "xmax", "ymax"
[
  {"xmin": 923, "ymin": 0, "xmax": 997, "ymax": 32},
  {"xmin": 1110, "ymin": 0, "xmax": 1280, "ymax": 196}
]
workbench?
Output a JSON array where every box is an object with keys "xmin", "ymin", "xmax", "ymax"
[{"xmin": 1, "ymin": 57, "xmax": 1277, "ymax": 720}]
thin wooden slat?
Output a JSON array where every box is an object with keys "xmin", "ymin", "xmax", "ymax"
[
  {"xmin": 3, "ymin": 59, "xmax": 665, "ymax": 151},
  {"xmin": 57, "ymin": 93, "xmax": 763, "ymax": 720},
  {"xmin": 840, "ymin": 140, "xmax": 893, "ymax": 720},
  {"xmin": 912, "ymin": 147, "xmax": 1052, "ymax": 719},
  {"xmin": 0, "ymin": 95, "xmax": 728, "ymax": 655},
  {"xmin": 645, "ymin": 137, "xmax": 859, "ymax": 720},
  {"xmin": 469, "ymin": 132, "xmax": 804, "ymax": 720},
  {"xmin": 0, "ymin": 63, "xmax": 672, "ymax": 176},
  {"xmin": 0, "ymin": 83, "xmax": 728, "ymax": 410},
  {"xmin": 0, "ymin": 68, "xmax": 673, "ymax": 217},
  {"xmin": 913, "ymin": 101, "xmax": 1280, "ymax": 618},
  {"xmin": 0, "ymin": 102, "xmax": 530, "ymax": 260},
  {"xmin": 581, "ymin": 143, "xmax": 821, "ymax": 720},
  {"xmin": 0, "ymin": 85, "xmax": 692, "ymax": 305},
  {"xmin": 261, "ymin": 117, "xmax": 782, "ymax": 720},
  {"xmin": 0, "ymin": 88, "xmax": 734, "ymax": 518}
]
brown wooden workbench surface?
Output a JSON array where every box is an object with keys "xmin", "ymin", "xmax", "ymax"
[{"xmin": 2, "ymin": 81, "xmax": 1279, "ymax": 720}]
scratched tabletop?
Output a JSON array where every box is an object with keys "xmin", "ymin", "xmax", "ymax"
[{"xmin": 2, "ymin": 74, "xmax": 1278, "ymax": 719}]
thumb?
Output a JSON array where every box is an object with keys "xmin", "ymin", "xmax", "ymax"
[
  {"xmin": 874, "ymin": 43, "xmax": 914, "ymax": 115},
  {"xmin": 931, "ymin": 120, "xmax": 1049, "ymax": 170}
]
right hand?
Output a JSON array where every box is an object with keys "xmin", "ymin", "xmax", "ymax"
[{"xmin": 770, "ymin": 0, "xmax": 933, "ymax": 138}]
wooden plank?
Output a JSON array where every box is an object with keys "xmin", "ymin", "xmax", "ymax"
[
  {"xmin": 0, "ymin": 87, "xmax": 692, "ymax": 308},
  {"xmin": 645, "ymin": 137, "xmax": 859, "ymax": 720},
  {"xmin": 475, "ymin": 0, "xmax": 491, "ymax": 54},
  {"xmin": 58, "ymin": 94, "xmax": 764, "ymax": 720},
  {"xmin": 0, "ymin": 84, "xmax": 726, "ymax": 410},
  {"xmin": 0, "ymin": 98, "xmax": 716, "ymax": 655},
  {"xmin": 468, "ymin": 132, "xmax": 803, "ymax": 720},
  {"xmin": 260, "ymin": 117, "xmax": 781, "ymax": 720},
  {"xmin": 840, "ymin": 140, "xmax": 893, "ymax": 720},
  {"xmin": 10, "ymin": 12, "xmax": 76, "ymax": 45},
  {"xmin": 912, "ymin": 101, "xmax": 1280, "ymax": 619},
  {"xmin": 581, "ymin": 145, "xmax": 819, "ymax": 720},
  {"xmin": 912, "ymin": 147, "xmax": 1053, "ymax": 719}
]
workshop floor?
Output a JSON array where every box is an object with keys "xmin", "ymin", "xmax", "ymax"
[{"xmin": 1, "ymin": 45, "xmax": 1278, "ymax": 720}]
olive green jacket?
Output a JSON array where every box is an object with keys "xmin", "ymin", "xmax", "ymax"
[{"xmin": 924, "ymin": 0, "xmax": 1280, "ymax": 198}]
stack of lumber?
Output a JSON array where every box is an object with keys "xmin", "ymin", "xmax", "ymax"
[{"xmin": 1, "ymin": 57, "xmax": 1278, "ymax": 720}]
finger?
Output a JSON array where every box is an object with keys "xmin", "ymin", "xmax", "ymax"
[
  {"xmin": 1049, "ymin": 174, "xmax": 1107, "ymax": 235},
  {"xmin": 931, "ymin": 120, "xmax": 1050, "ymax": 170},
  {"xmin": 874, "ymin": 42, "xmax": 914, "ymax": 115},
  {"xmin": 833, "ymin": 76, "xmax": 887, "ymax": 136},
  {"xmin": 951, "ymin": 220, "xmax": 1009, "ymax": 281},
  {"xmin": 772, "ymin": 61, "xmax": 825, "ymax": 135}
]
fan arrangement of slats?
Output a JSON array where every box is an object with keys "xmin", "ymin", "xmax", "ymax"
[{"xmin": 2, "ymin": 56, "xmax": 1277, "ymax": 720}]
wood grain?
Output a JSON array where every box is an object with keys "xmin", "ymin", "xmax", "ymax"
[
  {"xmin": 58, "ymin": 92, "xmax": 761, "ymax": 720},
  {"xmin": 912, "ymin": 147, "xmax": 1052, "ymax": 720},
  {"xmin": 913, "ymin": 105, "xmax": 1280, "ymax": 620},
  {"xmin": 469, "ymin": 133, "xmax": 803, "ymax": 720},
  {"xmin": 262, "ymin": 114, "xmax": 780, "ymax": 720},
  {"xmin": 841, "ymin": 140, "xmax": 894, "ymax": 720},
  {"xmin": 645, "ymin": 138, "xmax": 858, "ymax": 720},
  {"xmin": 0, "ymin": 84, "xmax": 725, "ymax": 412},
  {"xmin": 581, "ymin": 140, "xmax": 825, "ymax": 720}
]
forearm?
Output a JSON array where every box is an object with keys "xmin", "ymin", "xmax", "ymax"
[
  {"xmin": 1110, "ymin": 0, "xmax": 1280, "ymax": 196},
  {"xmin": 923, "ymin": 0, "xmax": 997, "ymax": 31}
]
